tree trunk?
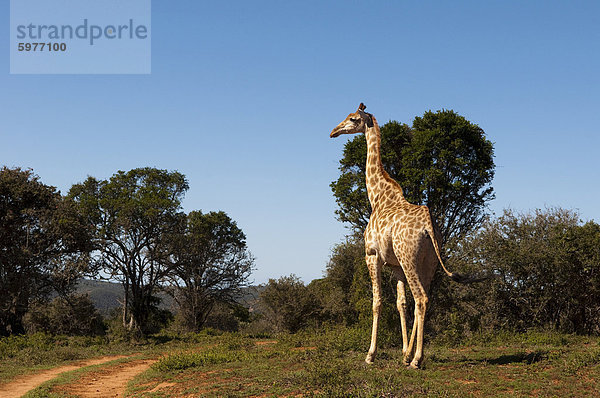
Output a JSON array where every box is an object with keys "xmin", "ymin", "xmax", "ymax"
[{"xmin": 122, "ymin": 276, "xmax": 129, "ymax": 328}]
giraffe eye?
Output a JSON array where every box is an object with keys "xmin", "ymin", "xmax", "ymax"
[{"xmin": 350, "ymin": 118, "xmax": 359, "ymax": 123}]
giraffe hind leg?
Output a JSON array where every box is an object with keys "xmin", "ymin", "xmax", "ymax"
[
  {"xmin": 409, "ymin": 294, "xmax": 428, "ymax": 369},
  {"xmin": 393, "ymin": 239, "xmax": 429, "ymax": 369},
  {"xmin": 392, "ymin": 268, "xmax": 410, "ymax": 365},
  {"xmin": 405, "ymin": 304, "xmax": 418, "ymax": 366}
]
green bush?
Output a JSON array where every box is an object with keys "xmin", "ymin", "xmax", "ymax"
[
  {"xmin": 0, "ymin": 332, "xmax": 109, "ymax": 366},
  {"xmin": 259, "ymin": 275, "xmax": 321, "ymax": 333},
  {"xmin": 438, "ymin": 209, "xmax": 600, "ymax": 336},
  {"xmin": 23, "ymin": 295, "xmax": 105, "ymax": 336},
  {"xmin": 144, "ymin": 306, "xmax": 174, "ymax": 334},
  {"xmin": 315, "ymin": 326, "xmax": 369, "ymax": 353},
  {"xmin": 203, "ymin": 302, "xmax": 241, "ymax": 332},
  {"xmin": 0, "ymin": 333, "xmax": 54, "ymax": 359}
]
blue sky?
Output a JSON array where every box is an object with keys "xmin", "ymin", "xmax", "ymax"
[{"xmin": 2, "ymin": 1, "xmax": 599, "ymax": 284}]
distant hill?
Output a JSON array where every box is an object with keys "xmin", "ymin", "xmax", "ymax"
[
  {"xmin": 76, "ymin": 279, "xmax": 125, "ymax": 315},
  {"xmin": 76, "ymin": 279, "xmax": 261, "ymax": 315}
]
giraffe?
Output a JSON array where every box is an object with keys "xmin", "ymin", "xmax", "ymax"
[{"xmin": 330, "ymin": 103, "xmax": 468, "ymax": 369}]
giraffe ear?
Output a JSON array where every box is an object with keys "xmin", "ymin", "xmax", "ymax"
[{"xmin": 357, "ymin": 104, "xmax": 374, "ymax": 128}]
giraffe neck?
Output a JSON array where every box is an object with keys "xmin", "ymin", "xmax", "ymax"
[{"xmin": 365, "ymin": 119, "xmax": 406, "ymax": 207}]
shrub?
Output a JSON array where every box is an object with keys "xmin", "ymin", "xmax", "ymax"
[
  {"xmin": 23, "ymin": 294, "xmax": 105, "ymax": 336},
  {"xmin": 0, "ymin": 333, "xmax": 54, "ymax": 359},
  {"xmin": 259, "ymin": 275, "xmax": 321, "ymax": 333},
  {"xmin": 435, "ymin": 209, "xmax": 600, "ymax": 336},
  {"xmin": 203, "ymin": 302, "xmax": 243, "ymax": 332}
]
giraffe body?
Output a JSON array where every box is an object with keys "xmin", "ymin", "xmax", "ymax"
[{"xmin": 331, "ymin": 103, "xmax": 454, "ymax": 368}]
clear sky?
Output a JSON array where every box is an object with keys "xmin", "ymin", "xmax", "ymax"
[{"xmin": 2, "ymin": 1, "xmax": 599, "ymax": 284}]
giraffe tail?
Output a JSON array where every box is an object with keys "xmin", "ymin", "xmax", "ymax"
[{"xmin": 424, "ymin": 209, "xmax": 490, "ymax": 284}]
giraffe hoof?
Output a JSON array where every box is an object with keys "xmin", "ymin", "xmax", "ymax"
[
  {"xmin": 365, "ymin": 353, "xmax": 375, "ymax": 364},
  {"xmin": 402, "ymin": 357, "xmax": 410, "ymax": 367},
  {"xmin": 408, "ymin": 361, "xmax": 421, "ymax": 370}
]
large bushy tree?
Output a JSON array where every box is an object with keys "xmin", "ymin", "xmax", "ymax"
[
  {"xmin": 169, "ymin": 210, "xmax": 254, "ymax": 331},
  {"xmin": 331, "ymin": 110, "xmax": 495, "ymax": 244},
  {"xmin": 444, "ymin": 208, "xmax": 600, "ymax": 335},
  {"xmin": 69, "ymin": 167, "xmax": 188, "ymax": 334},
  {"xmin": 0, "ymin": 167, "xmax": 92, "ymax": 335}
]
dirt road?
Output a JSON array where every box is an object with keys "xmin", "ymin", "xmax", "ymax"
[
  {"xmin": 0, "ymin": 354, "xmax": 153, "ymax": 398},
  {"xmin": 57, "ymin": 358, "xmax": 156, "ymax": 398}
]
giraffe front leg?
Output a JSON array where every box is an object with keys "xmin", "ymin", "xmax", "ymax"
[{"xmin": 365, "ymin": 254, "xmax": 382, "ymax": 364}]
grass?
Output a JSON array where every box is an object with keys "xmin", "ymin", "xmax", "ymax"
[
  {"xmin": 133, "ymin": 328, "xmax": 600, "ymax": 397},
  {"xmin": 2, "ymin": 328, "xmax": 600, "ymax": 397},
  {"xmin": 153, "ymin": 349, "xmax": 249, "ymax": 371}
]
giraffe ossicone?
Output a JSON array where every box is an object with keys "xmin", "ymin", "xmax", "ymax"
[{"xmin": 330, "ymin": 103, "xmax": 467, "ymax": 369}]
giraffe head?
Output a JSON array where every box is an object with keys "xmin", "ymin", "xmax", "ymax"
[{"xmin": 330, "ymin": 103, "xmax": 374, "ymax": 138}]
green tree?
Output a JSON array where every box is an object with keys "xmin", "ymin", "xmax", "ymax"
[
  {"xmin": 259, "ymin": 275, "xmax": 320, "ymax": 333},
  {"xmin": 309, "ymin": 238, "xmax": 363, "ymax": 325},
  {"xmin": 69, "ymin": 167, "xmax": 188, "ymax": 335},
  {"xmin": 331, "ymin": 110, "xmax": 495, "ymax": 244},
  {"xmin": 169, "ymin": 210, "xmax": 254, "ymax": 332},
  {"xmin": 0, "ymin": 167, "xmax": 92, "ymax": 335},
  {"xmin": 557, "ymin": 220, "xmax": 600, "ymax": 334}
]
